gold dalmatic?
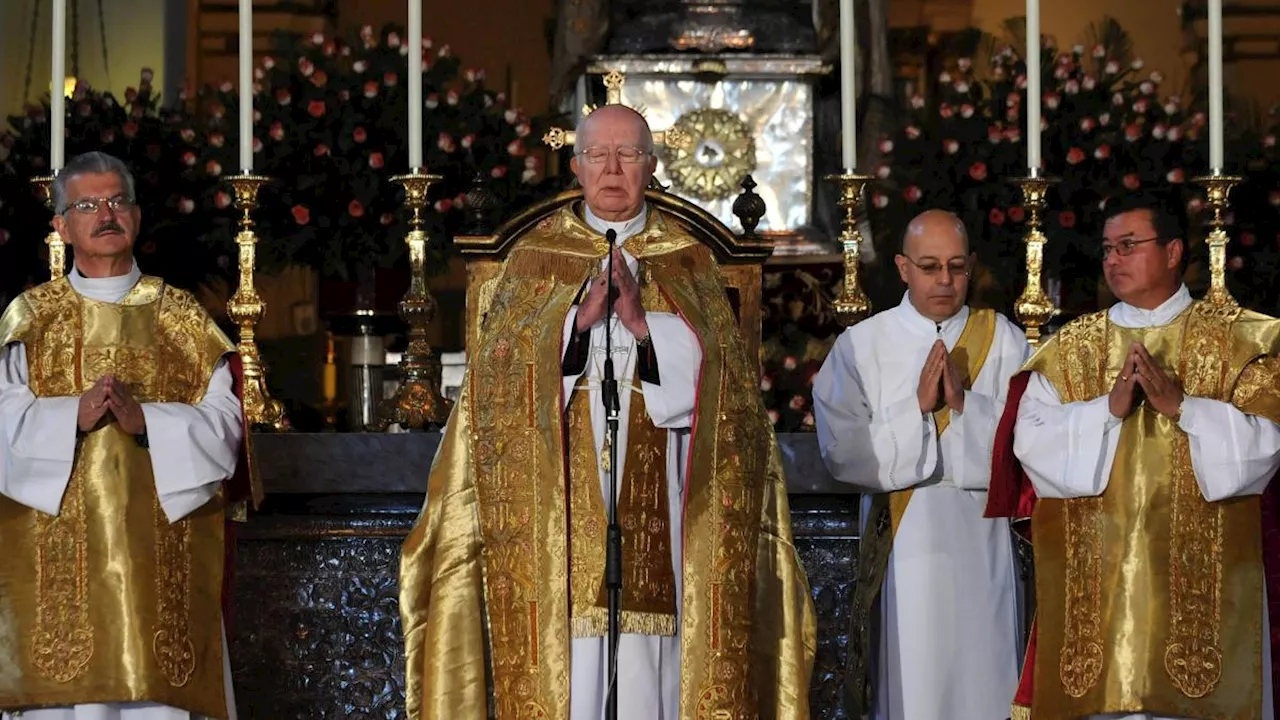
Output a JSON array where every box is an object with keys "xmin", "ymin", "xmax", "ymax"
[
  {"xmin": 399, "ymin": 205, "xmax": 817, "ymax": 720},
  {"xmin": 1024, "ymin": 300, "xmax": 1280, "ymax": 720},
  {"xmin": 0, "ymin": 275, "xmax": 235, "ymax": 718}
]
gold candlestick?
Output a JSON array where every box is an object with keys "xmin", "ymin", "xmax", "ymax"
[
  {"xmin": 226, "ymin": 173, "xmax": 287, "ymax": 431},
  {"xmin": 382, "ymin": 168, "xmax": 452, "ymax": 430},
  {"xmin": 825, "ymin": 172, "xmax": 873, "ymax": 326},
  {"xmin": 1192, "ymin": 172, "xmax": 1244, "ymax": 307},
  {"xmin": 1010, "ymin": 175, "xmax": 1059, "ymax": 346},
  {"xmin": 30, "ymin": 175, "xmax": 66, "ymax": 278}
]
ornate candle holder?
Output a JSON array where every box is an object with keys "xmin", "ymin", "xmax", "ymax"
[
  {"xmin": 1010, "ymin": 174, "xmax": 1059, "ymax": 346},
  {"xmin": 31, "ymin": 175, "xmax": 66, "ymax": 278},
  {"xmin": 381, "ymin": 168, "xmax": 452, "ymax": 431},
  {"xmin": 1191, "ymin": 171, "xmax": 1244, "ymax": 307},
  {"xmin": 226, "ymin": 173, "xmax": 288, "ymax": 431},
  {"xmin": 824, "ymin": 172, "xmax": 873, "ymax": 326}
]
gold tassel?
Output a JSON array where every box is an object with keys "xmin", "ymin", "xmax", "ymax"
[
  {"xmin": 571, "ymin": 609, "xmax": 677, "ymax": 638},
  {"xmin": 1010, "ymin": 703, "xmax": 1031, "ymax": 720}
]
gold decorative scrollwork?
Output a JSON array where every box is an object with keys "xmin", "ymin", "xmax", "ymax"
[{"xmin": 663, "ymin": 109, "xmax": 756, "ymax": 203}]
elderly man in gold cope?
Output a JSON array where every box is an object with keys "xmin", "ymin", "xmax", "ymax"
[
  {"xmin": 0, "ymin": 151, "xmax": 253, "ymax": 720},
  {"xmin": 398, "ymin": 105, "xmax": 816, "ymax": 719}
]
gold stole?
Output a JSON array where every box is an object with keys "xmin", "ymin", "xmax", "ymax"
[
  {"xmin": 845, "ymin": 307, "xmax": 998, "ymax": 718},
  {"xmin": 0, "ymin": 276, "xmax": 233, "ymax": 717},
  {"xmin": 1026, "ymin": 301, "xmax": 1280, "ymax": 719},
  {"xmin": 567, "ymin": 378, "xmax": 678, "ymax": 636}
]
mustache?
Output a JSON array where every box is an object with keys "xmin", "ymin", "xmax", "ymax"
[{"xmin": 92, "ymin": 221, "xmax": 125, "ymax": 237}]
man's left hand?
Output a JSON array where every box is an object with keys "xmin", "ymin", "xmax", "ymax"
[
  {"xmin": 941, "ymin": 347, "xmax": 966, "ymax": 413},
  {"xmin": 611, "ymin": 247, "xmax": 649, "ymax": 339},
  {"xmin": 105, "ymin": 377, "xmax": 147, "ymax": 436},
  {"xmin": 1132, "ymin": 344, "xmax": 1184, "ymax": 419}
]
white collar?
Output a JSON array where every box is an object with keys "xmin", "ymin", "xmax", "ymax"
[
  {"xmin": 1108, "ymin": 284, "xmax": 1192, "ymax": 329},
  {"xmin": 895, "ymin": 291, "xmax": 970, "ymax": 340},
  {"xmin": 584, "ymin": 203, "xmax": 648, "ymax": 244},
  {"xmin": 69, "ymin": 259, "xmax": 142, "ymax": 304}
]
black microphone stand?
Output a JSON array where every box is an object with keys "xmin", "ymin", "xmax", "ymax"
[{"xmin": 601, "ymin": 228, "xmax": 622, "ymax": 720}]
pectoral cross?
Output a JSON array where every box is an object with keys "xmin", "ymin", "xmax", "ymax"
[{"xmin": 541, "ymin": 69, "xmax": 688, "ymax": 152}]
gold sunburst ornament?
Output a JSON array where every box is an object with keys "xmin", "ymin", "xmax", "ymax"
[
  {"xmin": 664, "ymin": 109, "xmax": 755, "ymax": 202},
  {"xmin": 542, "ymin": 69, "xmax": 688, "ymax": 151}
]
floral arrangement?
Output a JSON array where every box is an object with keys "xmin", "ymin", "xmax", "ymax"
[
  {"xmin": 758, "ymin": 17, "xmax": 1279, "ymax": 431},
  {"xmin": 0, "ymin": 23, "xmax": 543, "ymax": 303},
  {"xmin": 869, "ymin": 18, "xmax": 1278, "ymax": 314}
]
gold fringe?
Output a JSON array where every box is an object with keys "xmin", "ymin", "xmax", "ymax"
[
  {"xmin": 571, "ymin": 609, "xmax": 677, "ymax": 638},
  {"xmin": 1010, "ymin": 703, "xmax": 1031, "ymax": 720},
  {"xmin": 505, "ymin": 247, "xmax": 593, "ymax": 282}
]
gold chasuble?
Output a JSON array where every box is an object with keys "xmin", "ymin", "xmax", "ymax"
[
  {"xmin": 0, "ymin": 275, "xmax": 235, "ymax": 718},
  {"xmin": 845, "ymin": 308, "xmax": 998, "ymax": 716},
  {"xmin": 399, "ymin": 205, "xmax": 817, "ymax": 720},
  {"xmin": 1024, "ymin": 300, "xmax": 1280, "ymax": 719}
]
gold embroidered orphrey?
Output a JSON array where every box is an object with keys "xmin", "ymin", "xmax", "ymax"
[
  {"xmin": 0, "ymin": 275, "xmax": 235, "ymax": 718},
  {"xmin": 398, "ymin": 204, "xmax": 816, "ymax": 720},
  {"xmin": 1020, "ymin": 299, "xmax": 1280, "ymax": 719},
  {"xmin": 844, "ymin": 308, "xmax": 999, "ymax": 718}
]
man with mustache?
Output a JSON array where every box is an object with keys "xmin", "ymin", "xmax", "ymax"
[
  {"xmin": 0, "ymin": 151, "xmax": 255, "ymax": 720},
  {"xmin": 987, "ymin": 192, "xmax": 1280, "ymax": 719},
  {"xmin": 813, "ymin": 209, "xmax": 1029, "ymax": 720},
  {"xmin": 398, "ymin": 104, "xmax": 815, "ymax": 719}
]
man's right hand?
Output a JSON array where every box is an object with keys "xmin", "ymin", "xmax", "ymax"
[
  {"xmin": 1108, "ymin": 343, "xmax": 1141, "ymax": 419},
  {"xmin": 917, "ymin": 340, "xmax": 947, "ymax": 413},
  {"xmin": 575, "ymin": 272, "xmax": 609, "ymax": 332},
  {"xmin": 78, "ymin": 377, "xmax": 111, "ymax": 433}
]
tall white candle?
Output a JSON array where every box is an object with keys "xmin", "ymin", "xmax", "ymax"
[
  {"xmin": 239, "ymin": 0, "xmax": 253, "ymax": 172},
  {"xmin": 1208, "ymin": 0, "xmax": 1224, "ymax": 171},
  {"xmin": 51, "ymin": 0, "xmax": 66, "ymax": 171},
  {"xmin": 1025, "ymin": 0, "xmax": 1040, "ymax": 175},
  {"xmin": 408, "ymin": 0, "xmax": 423, "ymax": 169},
  {"xmin": 839, "ymin": 0, "xmax": 857, "ymax": 170}
]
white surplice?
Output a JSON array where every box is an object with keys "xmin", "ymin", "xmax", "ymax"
[
  {"xmin": 0, "ymin": 262, "xmax": 242, "ymax": 720},
  {"xmin": 812, "ymin": 294, "xmax": 1030, "ymax": 720},
  {"xmin": 562, "ymin": 204, "xmax": 702, "ymax": 720},
  {"xmin": 1013, "ymin": 284, "xmax": 1278, "ymax": 720}
]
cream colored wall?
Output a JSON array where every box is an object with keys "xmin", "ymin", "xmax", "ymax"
[{"xmin": 1, "ymin": 0, "xmax": 168, "ymax": 121}]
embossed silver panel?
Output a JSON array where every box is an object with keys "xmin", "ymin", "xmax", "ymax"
[{"xmin": 583, "ymin": 56, "xmax": 829, "ymax": 238}]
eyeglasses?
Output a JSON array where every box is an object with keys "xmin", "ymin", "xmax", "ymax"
[
  {"xmin": 902, "ymin": 255, "xmax": 971, "ymax": 277},
  {"xmin": 64, "ymin": 195, "xmax": 135, "ymax": 215},
  {"xmin": 1101, "ymin": 236, "xmax": 1164, "ymax": 259},
  {"xmin": 574, "ymin": 145, "xmax": 651, "ymax": 164}
]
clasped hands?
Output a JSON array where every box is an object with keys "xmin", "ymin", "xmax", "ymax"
[
  {"xmin": 575, "ymin": 247, "xmax": 650, "ymax": 339},
  {"xmin": 1109, "ymin": 341, "xmax": 1184, "ymax": 420},
  {"xmin": 78, "ymin": 375, "xmax": 146, "ymax": 435},
  {"xmin": 917, "ymin": 340, "xmax": 966, "ymax": 414}
]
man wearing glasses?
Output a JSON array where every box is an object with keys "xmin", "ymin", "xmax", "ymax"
[
  {"xmin": 988, "ymin": 192, "xmax": 1280, "ymax": 719},
  {"xmin": 0, "ymin": 151, "xmax": 252, "ymax": 719},
  {"xmin": 399, "ymin": 104, "xmax": 815, "ymax": 720},
  {"xmin": 812, "ymin": 209, "xmax": 1029, "ymax": 720}
]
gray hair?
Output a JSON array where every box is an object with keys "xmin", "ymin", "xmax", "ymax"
[
  {"xmin": 52, "ymin": 151, "xmax": 137, "ymax": 215},
  {"xmin": 573, "ymin": 105, "xmax": 655, "ymax": 154}
]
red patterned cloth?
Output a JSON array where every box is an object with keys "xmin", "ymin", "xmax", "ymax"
[{"xmin": 986, "ymin": 370, "xmax": 1280, "ymax": 718}]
